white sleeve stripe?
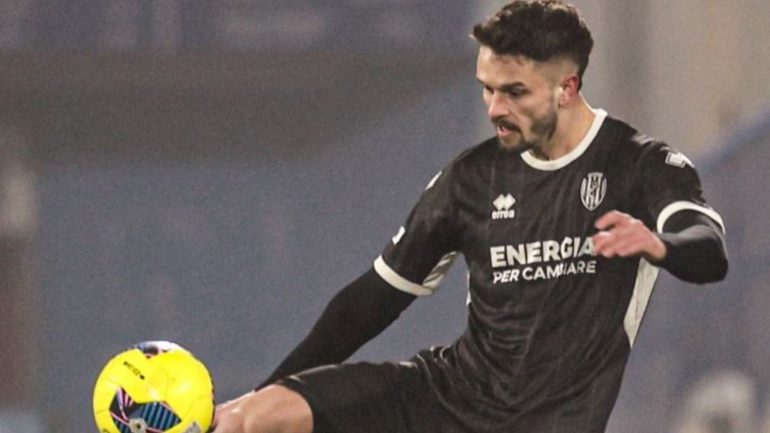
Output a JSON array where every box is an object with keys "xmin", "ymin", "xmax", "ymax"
[
  {"xmin": 656, "ymin": 201, "xmax": 726, "ymax": 234},
  {"xmin": 422, "ymin": 252, "xmax": 458, "ymax": 290},
  {"xmin": 374, "ymin": 256, "xmax": 434, "ymax": 296}
]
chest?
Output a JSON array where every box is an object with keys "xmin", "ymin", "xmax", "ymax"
[{"xmin": 457, "ymin": 154, "xmax": 639, "ymax": 257}]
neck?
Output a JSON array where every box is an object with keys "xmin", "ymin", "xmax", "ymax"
[{"xmin": 530, "ymin": 96, "xmax": 595, "ymax": 161}]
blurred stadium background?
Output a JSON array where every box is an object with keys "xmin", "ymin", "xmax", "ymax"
[{"xmin": 0, "ymin": 1, "xmax": 769, "ymax": 432}]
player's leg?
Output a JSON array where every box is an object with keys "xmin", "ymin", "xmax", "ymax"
[
  {"xmin": 277, "ymin": 361, "xmax": 447, "ymax": 433},
  {"xmin": 212, "ymin": 384, "xmax": 313, "ymax": 433},
  {"xmin": 214, "ymin": 361, "xmax": 448, "ymax": 433}
]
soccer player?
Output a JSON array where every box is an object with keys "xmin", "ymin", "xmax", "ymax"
[{"xmin": 212, "ymin": 1, "xmax": 728, "ymax": 432}]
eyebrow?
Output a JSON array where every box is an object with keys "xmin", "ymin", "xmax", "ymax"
[{"xmin": 476, "ymin": 78, "xmax": 527, "ymax": 92}]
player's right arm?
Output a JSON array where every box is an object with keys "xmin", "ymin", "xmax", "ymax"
[
  {"xmin": 256, "ymin": 268, "xmax": 416, "ymax": 388},
  {"xmin": 212, "ymin": 271, "xmax": 416, "ymax": 433},
  {"xmin": 213, "ymin": 164, "xmax": 461, "ymax": 432}
]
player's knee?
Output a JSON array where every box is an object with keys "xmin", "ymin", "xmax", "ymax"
[{"xmin": 242, "ymin": 385, "xmax": 313, "ymax": 433}]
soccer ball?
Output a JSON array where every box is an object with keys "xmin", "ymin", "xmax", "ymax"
[{"xmin": 93, "ymin": 341, "xmax": 215, "ymax": 433}]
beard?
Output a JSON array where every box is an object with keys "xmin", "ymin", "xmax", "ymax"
[
  {"xmin": 498, "ymin": 136, "xmax": 537, "ymax": 154},
  {"xmin": 496, "ymin": 108, "xmax": 559, "ymax": 155}
]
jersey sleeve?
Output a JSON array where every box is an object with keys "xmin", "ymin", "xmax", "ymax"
[
  {"xmin": 373, "ymin": 167, "xmax": 460, "ymax": 297},
  {"xmin": 638, "ymin": 141, "xmax": 725, "ymax": 234}
]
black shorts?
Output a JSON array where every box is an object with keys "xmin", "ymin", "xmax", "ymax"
[
  {"xmin": 278, "ymin": 359, "xmax": 463, "ymax": 433},
  {"xmin": 278, "ymin": 347, "xmax": 622, "ymax": 433}
]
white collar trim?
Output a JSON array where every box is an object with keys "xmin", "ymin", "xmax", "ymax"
[{"xmin": 520, "ymin": 108, "xmax": 607, "ymax": 171}]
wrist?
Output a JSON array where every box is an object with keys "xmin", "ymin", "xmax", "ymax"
[{"xmin": 646, "ymin": 236, "xmax": 668, "ymax": 263}]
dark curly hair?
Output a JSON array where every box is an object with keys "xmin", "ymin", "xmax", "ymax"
[{"xmin": 472, "ymin": 1, "xmax": 594, "ymax": 88}]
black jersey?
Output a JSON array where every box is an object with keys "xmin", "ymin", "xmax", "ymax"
[{"xmin": 373, "ymin": 110, "xmax": 725, "ymax": 432}]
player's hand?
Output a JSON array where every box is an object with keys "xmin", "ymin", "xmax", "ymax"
[{"xmin": 593, "ymin": 210, "xmax": 667, "ymax": 262}]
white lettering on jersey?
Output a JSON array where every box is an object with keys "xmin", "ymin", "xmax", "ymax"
[
  {"xmin": 491, "ymin": 260, "xmax": 597, "ymax": 284},
  {"xmin": 490, "ymin": 237, "xmax": 597, "ymax": 284},
  {"xmin": 490, "ymin": 237, "xmax": 595, "ymax": 268}
]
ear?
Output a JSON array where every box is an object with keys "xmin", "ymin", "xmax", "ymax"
[{"xmin": 558, "ymin": 74, "xmax": 580, "ymax": 107}]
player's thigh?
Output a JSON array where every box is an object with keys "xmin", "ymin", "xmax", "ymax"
[{"xmin": 278, "ymin": 362, "xmax": 441, "ymax": 433}]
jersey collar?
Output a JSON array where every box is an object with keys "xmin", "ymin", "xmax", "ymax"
[{"xmin": 520, "ymin": 108, "xmax": 607, "ymax": 171}]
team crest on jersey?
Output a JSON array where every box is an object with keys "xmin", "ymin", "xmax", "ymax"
[
  {"xmin": 492, "ymin": 194, "xmax": 516, "ymax": 220},
  {"xmin": 580, "ymin": 172, "xmax": 607, "ymax": 211},
  {"xmin": 665, "ymin": 151, "xmax": 693, "ymax": 168}
]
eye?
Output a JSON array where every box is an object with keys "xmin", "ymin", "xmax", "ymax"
[{"xmin": 505, "ymin": 88, "xmax": 527, "ymax": 98}]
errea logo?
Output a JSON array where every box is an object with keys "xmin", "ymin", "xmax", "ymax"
[{"xmin": 492, "ymin": 194, "xmax": 516, "ymax": 220}]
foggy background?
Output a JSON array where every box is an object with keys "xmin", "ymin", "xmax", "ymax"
[{"xmin": 1, "ymin": 1, "xmax": 769, "ymax": 432}]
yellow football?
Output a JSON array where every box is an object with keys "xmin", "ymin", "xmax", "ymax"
[{"xmin": 93, "ymin": 341, "xmax": 215, "ymax": 433}]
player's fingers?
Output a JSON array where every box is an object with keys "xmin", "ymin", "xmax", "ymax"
[
  {"xmin": 595, "ymin": 224, "xmax": 662, "ymax": 259},
  {"xmin": 594, "ymin": 232, "xmax": 629, "ymax": 258},
  {"xmin": 594, "ymin": 210, "xmax": 629, "ymax": 230},
  {"xmin": 617, "ymin": 232, "xmax": 666, "ymax": 261},
  {"xmin": 594, "ymin": 236, "xmax": 618, "ymax": 258},
  {"xmin": 593, "ymin": 222, "xmax": 635, "ymax": 248},
  {"xmin": 612, "ymin": 236, "xmax": 648, "ymax": 257},
  {"xmin": 597, "ymin": 239, "xmax": 642, "ymax": 258},
  {"xmin": 592, "ymin": 231, "xmax": 613, "ymax": 254},
  {"xmin": 594, "ymin": 225, "xmax": 647, "ymax": 257}
]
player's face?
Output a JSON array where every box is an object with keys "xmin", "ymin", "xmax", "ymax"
[{"xmin": 476, "ymin": 46, "xmax": 560, "ymax": 153}]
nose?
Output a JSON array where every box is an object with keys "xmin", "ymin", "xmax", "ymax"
[{"xmin": 486, "ymin": 92, "xmax": 508, "ymax": 120}]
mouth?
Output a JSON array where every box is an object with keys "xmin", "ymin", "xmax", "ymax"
[{"xmin": 494, "ymin": 120, "xmax": 520, "ymax": 138}]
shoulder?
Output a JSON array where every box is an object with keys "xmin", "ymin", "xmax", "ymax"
[
  {"xmin": 601, "ymin": 115, "xmax": 690, "ymax": 165},
  {"xmin": 601, "ymin": 115, "xmax": 649, "ymax": 152},
  {"xmin": 415, "ymin": 138, "xmax": 497, "ymax": 199},
  {"xmin": 452, "ymin": 136, "xmax": 499, "ymax": 168},
  {"xmin": 434, "ymin": 137, "xmax": 499, "ymax": 182}
]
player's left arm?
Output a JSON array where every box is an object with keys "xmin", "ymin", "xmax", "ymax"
[
  {"xmin": 593, "ymin": 140, "xmax": 728, "ymax": 283},
  {"xmin": 593, "ymin": 209, "xmax": 727, "ymax": 283}
]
